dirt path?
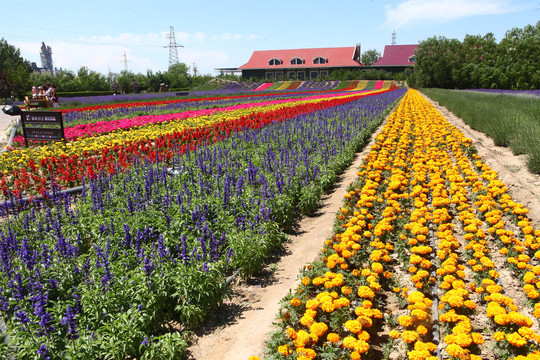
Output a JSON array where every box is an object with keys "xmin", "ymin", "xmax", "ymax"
[
  {"xmin": 186, "ymin": 91, "xmax": 540, "ymax": 360},
  {"xmin": 0, "ymin": 105, "xmax": 17, "ymax": 148},
  {"xmin": 187, "ymin": 114, "xmax": 390, "ymax": 360}
]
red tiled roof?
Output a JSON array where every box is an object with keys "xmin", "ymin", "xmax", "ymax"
[
  {"xmin": 238, "ymin": 47, "xmax": 363, "ymax": 69},
  {"xmin": 372, "ymin": 45, "xmax": 418, "ymax": 66}
]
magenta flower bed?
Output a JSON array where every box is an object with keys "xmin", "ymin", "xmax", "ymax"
[{"xmin": 253, "ymin": 83, "xmax": 274, "ymax": 91}]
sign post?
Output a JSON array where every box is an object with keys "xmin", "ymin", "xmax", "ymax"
[{"xmin": 20, "ymin": 111, "xmax": 65, "ymax": 147}]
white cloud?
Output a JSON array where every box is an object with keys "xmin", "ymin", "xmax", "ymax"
[
  {"xmin": 13, "ymin": 30, "xmax": 255, "ymax": 76},
  {"xmin": 384, "ymin": 0, "xmax": 523, "ymax": 29}
]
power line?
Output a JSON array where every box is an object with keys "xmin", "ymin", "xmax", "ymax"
[
  {"xmin": 164, "ymin": 26, "xmax": 183, "ymax": 68},
  {"xmin": 120, "ymin": 51, "xmax": 130, "ymax": 72}
]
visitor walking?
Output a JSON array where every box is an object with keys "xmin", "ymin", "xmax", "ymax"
[{"xmin": 50, "ymin": 85, "xmax": 59, "ymax": 108}]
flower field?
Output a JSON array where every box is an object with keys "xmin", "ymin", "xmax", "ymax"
[
  {"xmin": 264, "ymin": 89, "xmax": 540, "ymax": 360},
  {"xmin": 0, "ymin": 87, "xmax": 405, "ymax": 359},
  {"xmin": 0, "ymin": 88, "xmax": 395, "ymax": 201}
]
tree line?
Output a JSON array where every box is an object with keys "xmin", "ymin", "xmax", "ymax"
[
  {"xmin": 409, "ymin": 21, "xmax": 540, "ymax": 90},
  {"xmin": 0, "ymin": 38, "xmax": 213, "ymax": 100}
]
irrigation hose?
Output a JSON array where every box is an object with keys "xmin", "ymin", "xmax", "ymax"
[
  {"xmin": 0, "ymin": 120, "xmax": 20, "ymax": 154},
  {"xmin": 428, "ymin": 194, "xmax": 442, "ymax": 360}
]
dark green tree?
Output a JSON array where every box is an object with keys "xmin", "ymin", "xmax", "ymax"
[
  {"xmin": 165, "ymin": 63, "xmax": 191, "ymax": 89},
  {"xmin": 414, "ymin": 36, "xmax": 462, "ymax": 88},
  {"xmin": 497, "ymin": 21, "xmax": 540, "ymax": 89},
  {"xmin": 361, "ymin": 49, "xmax": 381, "ymax": 66},
  {"xmin": 0, "ymin": 38, "xmax": 32, "ymax": 99}
]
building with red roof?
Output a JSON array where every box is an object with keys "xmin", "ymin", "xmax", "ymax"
[
  {"xmin": 238, "ymin": 44, "xmax": 363, "ymax": 80},
  {"xmin": 228, "ymin": 44, "xmax": 418, "ymax": 80},
  {"xmin": 372, "ymin": 44, "xmax": 418, "ymax": 72}
]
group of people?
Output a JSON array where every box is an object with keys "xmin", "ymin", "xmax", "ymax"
[{"xmin": 31, "ymin": 83, "xmax": 59, "ymax": 108}]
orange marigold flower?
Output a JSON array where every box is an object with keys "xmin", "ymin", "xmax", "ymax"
[
  {"xmin": 327, "ymin": 333, "xmax": 340, "ymax": 343},
  {"xmin": 277, "ymin": 344, "xmax": 292, "ymax": 355},
  {"xmin": 290, "ymin": 297, "xmax": 302, "ymax": 307},
  {"xmin": 286, "ymin": 327, "xmax": 297, "ymax": 340},
  {"xmin": 417, "ymin": 325, "xmax": 428, "ymax": 336},
  {"xmin": 389, "ymin": 329, "xmax": 400, "ymax": 339}
]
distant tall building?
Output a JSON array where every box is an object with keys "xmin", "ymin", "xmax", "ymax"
[
  {"xmin": 40, "ymin": 42, "xmax": 53, "ymax": 73},
  {"xmin": 31, "ymin": 42, "xmax": 55, "ymax": 74}
]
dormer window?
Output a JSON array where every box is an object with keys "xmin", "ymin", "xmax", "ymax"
[
  {"xmin": 268, "ymin": 58, "xmax": 282, "ymax": 66},
  {"xmin": 408, "ymin": 55, "xmax": 415, "ymax": 63},
  {"xmin": 290, "ymin": 57, "xmax": 305, "ymax": 65},
  {"xmin": 313, "ymin": 56, "xmax": 327, "ymax": 65}
]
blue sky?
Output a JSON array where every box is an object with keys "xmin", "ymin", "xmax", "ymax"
[{"xmin": 2, "ymin": 0, "xmax": 538, "ymax": 76}]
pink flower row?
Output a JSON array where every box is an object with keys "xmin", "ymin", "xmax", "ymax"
[
  {"xmin": 15, "ymin": 91, "xmax": 368, "ymax": 143},
  {"xmin": 374, "ymin": 80, "xmax": 384, "ymax": 90},
  {"xmin": 253, "ymin": 83, "xmax": 274, "ymax": 91}
]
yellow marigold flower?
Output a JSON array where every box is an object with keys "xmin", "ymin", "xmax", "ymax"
[
  {"xmin": 371, "ymin": 262, "xmax": 384, "ymax": 274},
  {"xmin": 295, "ymin": 330, "xmax": 311, "ymax": 347},
  {"xmin": 464, "ymin": 300, "xmax": 476, "ymax": 310},
  {"xmin": 411, "ymin": 309, "xmax": 428, "ymax": 321},
  {"xmin": 301, "ymin": 277, "xmax": 310, "ymax": 285},
  {"xmin": 401, "ymin": 330, "xmax": 419, "ymax": 344},
  {"xmin": 469, "ymin": 332, "xmax": 484, "ymax": 345},
  {"xmin": 518, "ymin": 326, "xmax": 536, "ymax": 340},
  {"xmin": 343, "ymin": 336, "xmax": 357, "ymax": 349},
  {"xmin": 341, "ymin": 286, "xmax": 353, "ymax": 295},
  {"xmin": 249, "ymin": 356, "xmax": 261, "ymax": 360},
  {"xmin": 446, "ymin": 344, "xmax": 469, "ymax": 359},
  {"xmin": 398, "ymin": 315, "xmax": 413, "ymax": 327},
  {"xmin": 350, "ymin": 351, "xmax": 361, "ymax": 360},
  {"xmin": 357, "ymin": 286, "xmax": 375, "ymax": 299},
  {"xmin": 305, "ymin": 299, "xmax": 319, "ymax": 310},
  {"xmin": 361, "ymin": 268, "xmax": 372, "ymax": 277},
  {"xmin": 310, "ymin": 322, "xmax": 328, "ymax": 337},
  {"xmin": 507, "ymin": 332, "xmax": 527, "ymax": 347},
  {"xmin": 296, "ymin": 347, "xmax": 316, "ymax": 359},
  {"xmin": 354, "ymin": 340, "xmax": 370, "ymax": 354},
  {"xmin": 300, "ymin": 314, "xmax": 314, "ymax": 327},
  {"xmin": 344, "ymin": 320, "xmax": 362, "ymax": 334},
  {"xmin": 493, "ymin": 331, "xmax": 506, "ymax": 341},
  {"xmin": 358, "ymin": 330, "xmax": 370, "ymax": 341},
  {"xmin": 389, "ymin": 330, "xmax": 400, "ymax": 339},
  {"xmin": 320, "ymin": 301, "xmax": 335, "ymax": 313},
  {"xmin": 454, "ymin": 333, "xmax": 473, "ymax": 347}
]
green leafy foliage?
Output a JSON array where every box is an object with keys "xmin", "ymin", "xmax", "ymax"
[{"xmin": 414, "ymin": 21, "xmax": 540, "ymax": 90}]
